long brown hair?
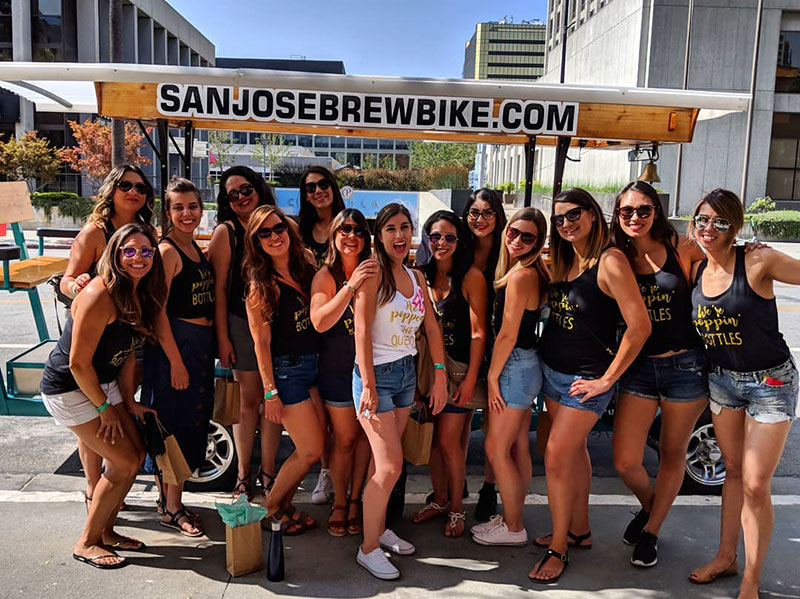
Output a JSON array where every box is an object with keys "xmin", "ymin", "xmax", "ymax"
[
  {"xmin": 96, "ymin": 222, "xmax": 166, "ymax": 341},
  {"xmin": 610, "ymin": 181, "xmax": 677, "ymax": 261},
  {"xmin": 299, "ymin": 166, "xmax": 346, "ymax": 243},
  {"xmin": 325, "ymin": 208, "xmax": 371, "ymax": 288},
  {"xmin": 495, "ymin": 207, "xmax": 549, "ymax": 298},
  {"xmin": 89, "ymin": 164, "xmax": 155, "ymax": 232},
  {"xmin": 373, "ymin": 203, "xmax": 413, "ymax": 306},
  {"xmin": 243, "ymin": 205, "xmax": 316, "ymax": 322},
  {"xmin": 162, "ymin": 177, "xmax": 202, "ymax": 238},
  {"xmin": 549, "ymin": 188, "xmax": 611, "ymax": 282}
]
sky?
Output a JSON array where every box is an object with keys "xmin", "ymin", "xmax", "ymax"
[{"xmin": 165, "ymin": 0, "xmax": 548, "ymax": 79}]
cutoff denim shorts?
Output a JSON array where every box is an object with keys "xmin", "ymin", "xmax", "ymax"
[
  {"xmin": 708, "ymin": 358, "xmax": 798, "ymax": 424},
  {"xmin": 352, "ymin": 354, "xmax": 416, "ymax": 414},
  {"xmin": 619, "ymin": 347, "xmax": 708, "ymax": 403},
  {"xmin": 273, "ymin": 354, "xmax": 318, "ymax": 406},
  {"xmin": 542, "ymin": 362, "xmax": 617, "ymax": 418},
  {"xmin": 497, "ymin": 347, "xmax": 543, "ymax": 410},
  {"xmin": 319, "ymin": 372, "xmax": 355, "ymax": 408}
]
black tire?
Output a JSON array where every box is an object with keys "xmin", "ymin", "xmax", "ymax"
[{"xmin": 184, "ymin": 420, "xmax": 239, "ymax": 493}]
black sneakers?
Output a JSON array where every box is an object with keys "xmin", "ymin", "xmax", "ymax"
[
  {"xmin": 631, "ymin": 531, "xmax": 658, "ymax": 567},
  {"xmin": 474, "ymin": 483, "xmax": 498, "ymax": 522},
  {"xmin": 622, "ymin": 509, "xmax": 650, "ymax": 546}
]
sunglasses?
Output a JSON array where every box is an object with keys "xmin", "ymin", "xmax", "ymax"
[
  {"xmin": 117, "ymin": 180, "xmax": 149, "ymax": 195},
  {"xmin": 618, "ymin": 205, "xmax": 654, "ymax": 220},
  {"xmin": 337, "ymin": 224, "xmax": 367, "ymax": 237},
  {"xmin": 120, "ymin": 246, "xmax": 155, "ymax": 259},
  {"xmin": 227, "ymin": 184, "xmax": 255, "ymax": 203},
  {"xmin": 429, "ymin": 232, "xmax": 458, "ymax": 245},
  {"xmin": 256, "ymin": 222, "xmax": 288, "ymax": 239},
  {"xmin": 693, "ymin": 214, "xmax": 731, "ymax": 233},
  {"xmin": 304, "ymin": 179, "xmax": 331, "ymax": 194},
  {"xmin": 467, "ymin": 208, "xmax": 496, "ymax": 221},
  {"xmin": 505, "ymin": 226, "xmax": 538, "ymax": 246},
  {"xmin": 551, "ymin": 206, "xmax": 585, "ymax": 227}
]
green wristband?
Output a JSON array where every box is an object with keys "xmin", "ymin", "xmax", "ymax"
[
  {"xmin": 434, "ymin": 363, "xmax": 446, "ymax": 371},
  {"xmin": 96, "ymin": 400, "xmax": 110, "ymax": 413},
  {"xmin": 264, "ymin": 389, "xmax": 279, "ymax": 400}
]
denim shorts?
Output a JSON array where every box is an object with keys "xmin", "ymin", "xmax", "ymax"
[
  {"xmin": 708, "ymin": 358, "xmax": 798, "ymax": 424},
  {"xmin": 542, "ymin": 362, "xmax": 617, "ymax": 418},
  {"xmin": 497, "ymin": 347, "xmax": 543, "ymax": 410},
  {"xmin": 318, "ymin": 372, "xmax": 354, "ymax": 408},
  {"xmin": 273, "ymin": 354, "xmax": 318, "ymax": 406},
  {"xmin": 352, "ymin": 354, "xmax": 416, "ymax": 414},
  {"xmin": 619, "ymin": 347, "xmax": 708, "ymax": 403}
]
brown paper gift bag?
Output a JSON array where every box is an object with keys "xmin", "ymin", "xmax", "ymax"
[
  {"xmin": 225, "ymin": 521, "xmax": 263, "ymax": 577},
  {"xmin": 213, "ymin": 376, "xmax": 240, "ymax": 425},
  {"xmin": 402, "ymin": 407, "xmax": 433, "ymax": 466},
  {"xmin": 156, "ymin": 430, "xmax": 194, "ymax": 486}
]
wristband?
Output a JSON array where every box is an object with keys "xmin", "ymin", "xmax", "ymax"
[
  {"xmin": 264, "ymin": 389, "xmax": 279, "ymax": 401},
  {"xmin": 71, "ymin": 283, "xmax": 80, "ymax": 297},
  {"xmin": 96, "ymin": 400, "xmax": 110, "ymax": 413},
  {"xmin": 433, "ymin": 363, "xmax": 446, "ymax": 371},
  {"xmin": 343, "ymin": 280, "xmax": 357, "ymax": 295}
]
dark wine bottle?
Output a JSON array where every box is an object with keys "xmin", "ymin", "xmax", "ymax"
[{"xmin": 267, "ymin": 519, "xmax": 284, "ymax": 582}]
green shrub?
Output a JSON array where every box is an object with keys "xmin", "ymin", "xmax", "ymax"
[
  {"xmin": 31, "ymin": 192, "xmax": 94, "ymax": 220},
  {"xmin": 32, "ymin": 191, "xmax": 79, "ymax": 202},
  {"xmin": 745, "ymin": 196, "xmax": 776, "ymax": 215},
  {"xmin": 750, "ymin": 210, "xmax": 800, "ymax": 240}
]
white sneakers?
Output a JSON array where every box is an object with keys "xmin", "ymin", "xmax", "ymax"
[
  {"xmin": 379, "ymin": 529, "xmax": 416, "ymax": 555},
  {"xmin": 471, "ymin": 520, "xmax": 528, "ymax": 546},
  {"xmin": 470, "ymin": 514, "xmax": 504, "ymax": 536},
  {"xmin": 357, "ymin": 529, "xmax": 415, "ymax": 580},
  {"xmin": 311, "ymin": 468, "xmax": 333, "ymax": 505}
]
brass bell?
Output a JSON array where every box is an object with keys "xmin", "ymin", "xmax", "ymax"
[{"xmin": 639, "ymin": 161, "xmax": 660, "ymax": 183}]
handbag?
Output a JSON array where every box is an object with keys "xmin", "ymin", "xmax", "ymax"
[
  {"xmin": 213, "ymin": 375, "xmax": 241, "ymax": 425},
  {"xmin": 445, "ymin": 355, "xmax": 488, "ymax": 411},
  {"xmin": 401, "ymin": 404, "xmax": 434, "ymax": 466},
  {"xmin": 154, "ymin": 418, "xmax": 194, "ymax": 485}
]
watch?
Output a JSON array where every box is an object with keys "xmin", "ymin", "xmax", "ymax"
[{"xmin": 343, "ymin": 280, "xmax": 357, "ymax": 294}]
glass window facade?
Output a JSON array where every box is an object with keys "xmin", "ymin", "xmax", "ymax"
[
  {"xmin": 777, "ymin": 31, "xmax": 800, "ymax": 93},
  {"xmin": 31, "ymin": 0, "xmax": 77, "ymax": 62},
  {"xmin": 767, "ymin": 113, "xmax": 800, "ymax": 200}
]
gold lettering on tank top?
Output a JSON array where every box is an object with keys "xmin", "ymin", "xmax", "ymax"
[
  {"xmin": 640, "ymin": 283, "xmax": 673, "ymax": 323},
  {"xmin": 190, "ymin": 267, "xmax": 214, "ymax": 307},
  {"xmin": 693, "ymin": 304, "xmax": 743, "ymax": 347},
  {"xmin": 548, "ymin": 288, "xmax": 576, "ymax": 330},
  {"xmin": 389, "ymin": 288, "xmax": 425, "ymax": 348},
  {"xmin": 109, "ymin": 336, "xmax": 145, "ymax": 367}
]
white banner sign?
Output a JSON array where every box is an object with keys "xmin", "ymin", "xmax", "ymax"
[{"xmin": 157, "ymin": 84, "xmax": 578, "ymax": 136}]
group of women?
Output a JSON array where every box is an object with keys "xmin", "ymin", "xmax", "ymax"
[{"xmin": 39, "ymin": 162, "xmax": 797, "ymax": 599}]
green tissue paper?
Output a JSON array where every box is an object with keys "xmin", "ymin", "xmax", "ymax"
[{"xmin": 215, "ymin": 495, "xmax": 268, "ymax": 527}]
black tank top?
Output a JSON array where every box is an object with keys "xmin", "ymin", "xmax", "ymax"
[
  {"xmin": 692, "ymin": 246, "xmax": 790, "ymax": 372},
  {"xmin": 492, "ymin": 285, "xmax": 540, "ymax": 351},
  {"xmin": 436, "ymin": 286, "xmax": 472, "ymax": 364},
  {"xmin": 164, "ymin": 238, "xmax": 215, "ymax": 321},
  {"xmin": 270, "ymin": 279, "xmax": 319, "ymax": 357},
  {"xmin": 540, "ymin": 257, "xmax": 620, "ymax": 377},
  {"xmin": 318, "ymin": 290, "xmax": 355, "ymax": 376},
  {"xmin": 303, "ymin": 233, "xmax": 328, "ymax": 269},
  {"xmin": 86, "ymin": 221, "xmax": 116, "ymax": 279},
  {"xmin": 636, "ymin": 246, "xmax": 701, "ymax": 356},
  {"xmin": 227, "ymin": 219, "xmax": 247, "ymax": 319},
  {"xmin": 41, "ymin": 317, "xmax": 143, "ymax": 394}
]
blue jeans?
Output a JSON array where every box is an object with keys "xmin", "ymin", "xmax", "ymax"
[
  {"xmin": 352, "ymin": 355, "xmax": 416, "ymax": 414},
  {"xmin": 273, "ymin": 354, "xmax": 318, "ymax": 406},
  {"xmin": 497, "ymin": 348, "xmax": 543, "ymax": 410},
  {"xmin": 542, "ymin": 362, "xmax": 617, "ymax": 418},
  {"xmin": 709, "ymin": 358, "xmax": 798, "ymax": 424},
  {"xmin": 619, "ymin": 347, "xmax": 708, "ymax": 403}
]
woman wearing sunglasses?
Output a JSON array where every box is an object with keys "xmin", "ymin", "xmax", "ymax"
[
  {"xmin": 607, "ymin": 181, "xmax": 709, "ymax": 568},
  {"xmin": 59, "ymin": 164, "xmax": 156, "ymax": 519},
  {"xmin": 688, "ymin": 190, "xmax": 798, "ymax": 599},
  {"xmin": 140, "ymin": 178, "xmax": 214, "ymax": 537},
  {"xmin": 208, "ymin": 166, "xmax": 277, "ymax": 500},
  {"xmin": 530, "ymin": 189, "xmax": 650, "ymax": 583},
  {"xmin": 298, "ymin": 166, "xmax": 346, "ymax": 505},
  {"xmin": 40, "ymin": 223, "xmax": 165, "ymax": 569},
  {"xmin": 415, "ymin": 210, "xmax": 487, "ymax": 538},
  {"xmin": 352, "ymin": 203, "xmax": 447, "ymax": 579},
  {"xmin": 462, "ymin": 188, "xmax": 509, "ymax": 521},
  {"xmin": 470, "ymin": 208, "xmax": 546, "ymax": 547},
  {"xmin": 310, "ymin": 209, "xmax": 377, "ymax": 537},
  {"xmin": 243, "ymin": 205, "xmax": 323, "ymax": 535}
]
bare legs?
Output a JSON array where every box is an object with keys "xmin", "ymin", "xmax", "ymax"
[
  {"xmin": 77, "ymin": 439, "xmax": 103, "ymax": 501},
  {"xmin": 437, "ymin": 411, "xmax": 471, "ymax": 535},
  {"xmin": 613, "ymin": 393, "xmax": 707, "ymax": 535},
  {"xmin": 326, "ymin": 403, "xmax": 367, "ymax": 533},
  {"xmin": 484, "ymin": 407, "xmax": 531, "ymax": 532}
]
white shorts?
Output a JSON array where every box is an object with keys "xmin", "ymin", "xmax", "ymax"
[{"xmin": 41, "ymin": 380, "xmax": 123, "ymax": 427}]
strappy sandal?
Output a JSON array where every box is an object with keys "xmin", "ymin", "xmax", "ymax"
[
  {"xmin": 256, "ymin": 466, "xmax": 275, "ymax": 497},
  {"xmin": 444, "ymin": 511, "xmax": 466, "ymax": 538},
  {"xmin": 84, "ymin": 491, "xmax": 92, "ymax": 515},
  {"xmin": 412, "ymin": 500, "xmax": 450, "ymax": 524},
  {"xmin": 688, "ymin": 554, "xmax": 738, "ymax": 584},
  {"xmin": 529, "ymin": 548, "xmax": 569, "ymax": 584},
  {"xmin": 156, "ymin": 498, "xmax": 200, "ymax": 523},
  {"xmin": 160, "ymin": 508, "xmax": 204, "ymax": 538},
  {"xmin": 533, "ymin": 530, "xmax": 592, "ymax": 550},
  {"xmin": 262, "ymin": 510, "xmax": 306, "ymax": 536},
  {"xmin": 232, "ymin": 472, "xmax": 252, "ymax": 501},
  {"xmin": 285, "ymin": 504, "xmax": 317, "ymax": 530},
  {"xmin": 347, "ymin": 497, "xmax": 363, "ymax": 535},
  {"xmin": 327, "ymin": 504, "xmax": 348, "ymax": 537}
]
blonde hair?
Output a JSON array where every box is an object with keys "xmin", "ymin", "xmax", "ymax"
[
  {"xmin": 495, "ymin": 207, "xmax": 549, "ymax": 296},
  {"xmin": 549, "ymin": 188, "xmax": 610, "ymax": 282}
]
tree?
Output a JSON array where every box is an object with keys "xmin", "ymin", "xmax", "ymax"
[
  {"xmin": 251, "ymin": 133, "xmax": 290, "ymax": 182},
  {"xmin": 409, "ymin": 141, "xmax": 477, "ymax": 168},
  {"xmin": 361, "ymin": 153, "xmax": 376, "ymax": 170},
  {"xmin": 58, "ymin": 119, "xmax": 151, "ymax": 190},
  {"xmin": 208, "ymin": 130, "xmax": 234, "ymax": 176},
  {"xmin": 0, "ymin": 130, "xmax": 61, "ymax": 193},
  {"xmin": 379, "ymin": 154, "xmax": 395, "ymax": 170}
]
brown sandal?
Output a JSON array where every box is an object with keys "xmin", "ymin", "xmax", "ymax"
[
  {"xmin": 327, "ymin": 504, "xmax": 348, "ymax": 537},
  {"xmin": 262, "ymin": 510, "xmax": 306, "ymax": 536},
  {"xmin": 347, "ymin": 497, "xmax": 362, "ymax": 535},
  {"xmin": 285, "ymin": 504, "xmax": 317, "ymax": 529},
  {"xmin": 688, "ymin": 555, "xmax": 737, "ymax": 584}
]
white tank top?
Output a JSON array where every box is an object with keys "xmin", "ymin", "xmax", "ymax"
[{"xmin": 371, "ymin": 266, "xmax": 426, "ymax": 365}]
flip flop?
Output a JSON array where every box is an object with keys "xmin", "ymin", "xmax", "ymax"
[
  {"xmin": 73, "ymin": 551, "xmax": 127, "ymax": 570},
  {"xmin": 106, "ymin": 536, "xmax": 147, "ymax": 552},
  {"xmin": 533, "ymin": 530, "xmax": 592, "ymax": 550}
]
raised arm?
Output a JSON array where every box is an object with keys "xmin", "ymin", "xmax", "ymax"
[
  {"xmin": 453, "ymin": 266, "xmax": 488, "ymax": 406},
  {"xmin": 208, "ymin": 223, "xmax": 235, "ymax": 367}
]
